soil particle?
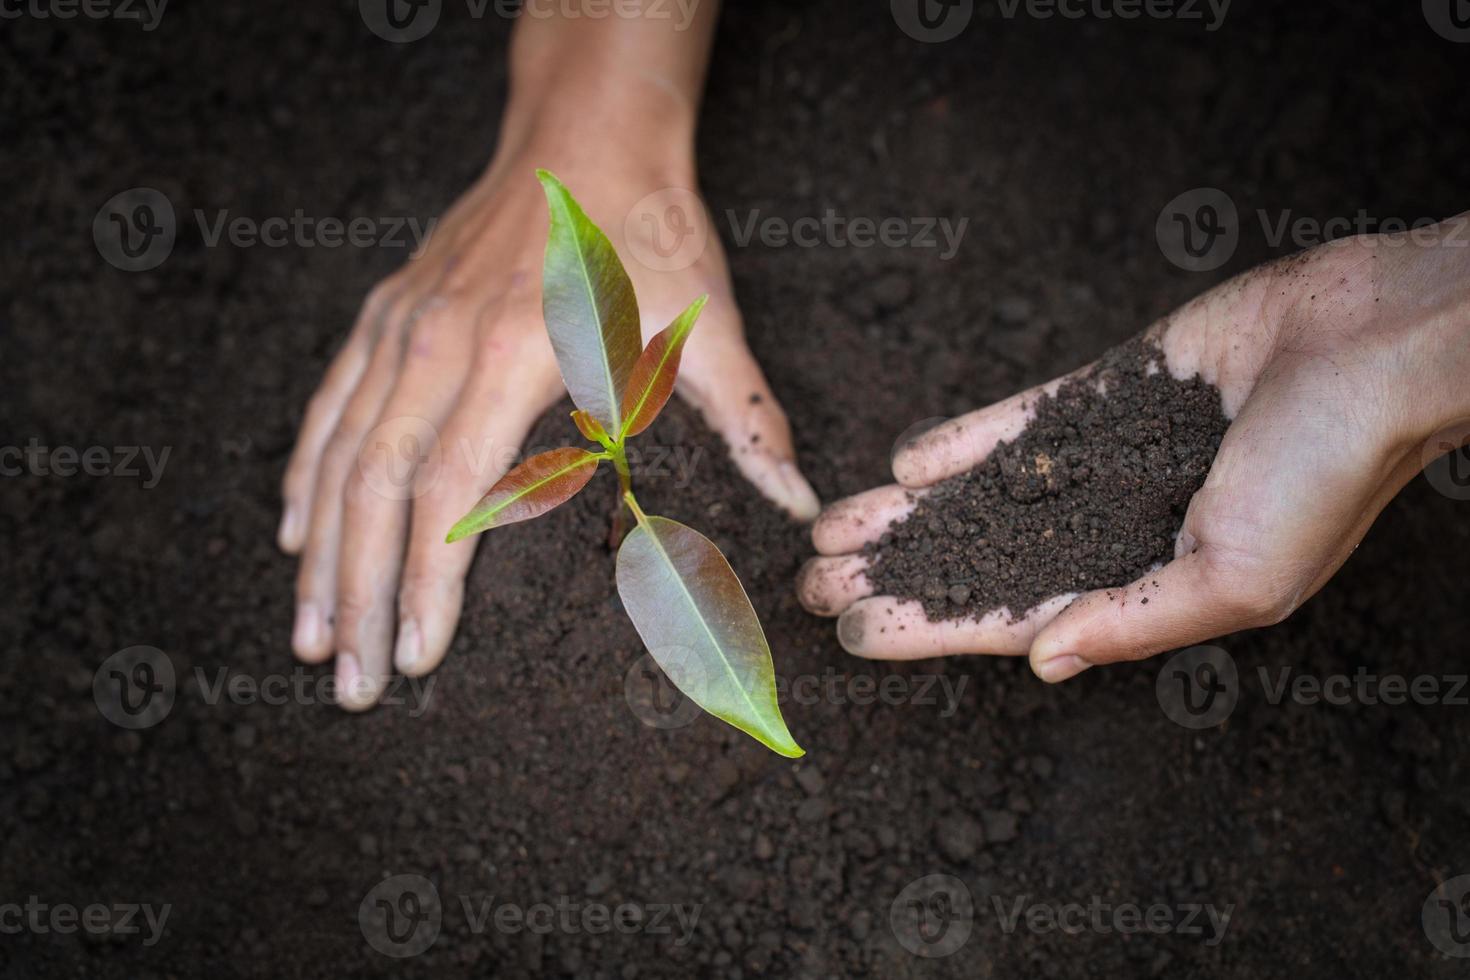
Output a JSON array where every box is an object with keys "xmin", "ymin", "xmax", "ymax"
[
  {"xmin": 935, "ymin": 812, "xmax": 984, "ymax": 861},
  {"xmin": 981, "ymin": 808, "xmax": 1020, "ymax": 844},
  {"xmin": 865, "ymin": 336, "xmax": 1228, "ymax": 621}
]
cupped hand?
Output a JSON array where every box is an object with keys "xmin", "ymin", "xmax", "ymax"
[
  {"xmin": 799, "ymin": 217, "xmax": 1470, "ymax": 682},
  {"xmin": 278, "ymin": 140, "xmax": 819, "ymax": 710}
]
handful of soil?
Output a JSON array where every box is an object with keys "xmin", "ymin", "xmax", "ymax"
[{"xmin": 864, "ymin": 336, "xmax": 1229, "ymax": 622}]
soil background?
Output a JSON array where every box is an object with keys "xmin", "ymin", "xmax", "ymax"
[{"xmin": 4, "ymin": 2, "xmax": 1469, "ymax": 977}]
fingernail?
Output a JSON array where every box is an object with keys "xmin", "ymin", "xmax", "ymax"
[
  {"xmin": 277, "ymin": 503, "xmax": 302, "ymax": 550},
  {"xmin": 394, "ymin": 619, "xmax": 422, "ymax": 674},
  {"xmin": 292, "ymin": 602, "xmax": 322, "ymax": 655},
  {"xmin": 1034, "ymin": 654, "xmax": 1089, "ymax": 684},
  {"xmin": 777, "ymin": 462, "xmax": 821, "ymax": 522},
  {"xmin": 335, "ymin": 652, "xmax": 373, "ymax": 710},
  {"xmin": 836, "ymin": 609, "xmax": 867, "ymax": 655}
]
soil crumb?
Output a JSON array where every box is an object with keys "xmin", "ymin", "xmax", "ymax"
[{"xmin": 864, "ymin": 336, "xmax": 1229, "ymax": 622}]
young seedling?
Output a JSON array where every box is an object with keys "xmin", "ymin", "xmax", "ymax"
[{"xmin": 446, "ymin": 170, "xmax": 803, "ymax": 759}]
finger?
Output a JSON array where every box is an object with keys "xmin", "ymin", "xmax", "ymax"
[
  {"xmin": 836, "ymin": 594, "xmax": 1077, "ymax": 660},
  {"xmin": 811, "ymin": 485, "xmax": 923, "ymax": 556},
  {"xmin": 291, "ymin": 304, "xmax": 406, "ymax": 664},
  {"xmin": 1029, "ymin": 443, "xmax": 1430, "ymax": 685},
  {"xmin": 1026, "ymin": 545, "xmax": 1266, "ymax": 682},
  {"xmin": 796, "ymin": 555, "xmax": 874, "ymax": 618},
  {"xmin": 333, "ymin": 307, "xmax": 474, "ymax": 709},
  {"xmin": 394, "ymin": 352, "xmax": 560, "ymax": 678},
  {"xmin": 679, "ymin": 331, "xmax": 820, "ymax": 521},
  {"xmin": 891, "ymin": 367, "xmax": 1092, "ymax": 488},
  {"xmin": 279, "ymin": 284, "xmax": 397, "ymax": 554}
]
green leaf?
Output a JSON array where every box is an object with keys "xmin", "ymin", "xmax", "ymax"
[
  {"xmin": 446, "ymin": 447, "xmax": 603, "ymax": 543},
  {"xmin": 615, "ymin": 513, "xmax": 803, "ymax": 758},
  {"xmin": 620, "ymin": 295, "xmax": 707, "ymax": 440},
  {"xmin": 537, "ymin": 169, "xmax": 642, "ymax": 433}
]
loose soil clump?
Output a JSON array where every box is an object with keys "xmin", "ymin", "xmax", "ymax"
[{"xmin": 865, "ymin": 336, "xmax": 1229, "ymax": 621}]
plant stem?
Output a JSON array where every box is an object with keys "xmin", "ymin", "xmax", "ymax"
[
  {"xmin": 608, "ymin": 443, "xmax": 635, "ymax": 549},
  {"xmin": 623, "ymin": 490, "xmax": 649, "ymax": 527}
]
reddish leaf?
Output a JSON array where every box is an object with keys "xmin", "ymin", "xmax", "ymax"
[
  {"xmin": 445, "ymin": 448, "xmax": 602, "ymax": 542},
  {"xmin": 571, "ymin": 409, "xmax": 609, "ymax": 446},
  {"xmin": 620, "ymin": 295, "xmax": 707, "ymax": 439}
]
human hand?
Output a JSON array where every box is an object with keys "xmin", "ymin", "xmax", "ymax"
[
  {"xmin": 798, "ymin": 217, "xmax": 1470, "ymax": 682},
  {"xmin": 278, "ymin": 93, "xmax": 818, "ymax": 710}
]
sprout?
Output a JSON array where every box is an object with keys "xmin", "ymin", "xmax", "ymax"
[{"xmin": 447, "ymin": 171, "xmax": 802, "ymax": 758}]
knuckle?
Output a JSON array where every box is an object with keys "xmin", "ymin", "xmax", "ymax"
[
  {"xmin": 341, "ymin": 467, "xmax": 382, "ymax": 513},
  {"xmin": 365, "ymin": 280, "xmax": 398, "ymax": 311},
  {"xmin": 334, "ymin": 590, "xmax": 374, "ymax": 630},
  {"xmin": 1200, "ymin": 550, "xmax": 1295, "ymax": 626},
  {"xmin": 405, "ymin": 303, "xmax": 467, "ymax": 359},
  {"xmin": 321, "ymin": 428, "xmax": 362, "ymax": 472}
]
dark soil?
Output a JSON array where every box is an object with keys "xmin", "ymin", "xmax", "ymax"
[
  {"xmin": 5, "ymin": 2, "xmax": 1470, "ymax": 979},
  {"xmin": 866, "ymin": 336, "xmax": 1229, "ymax": 621}
]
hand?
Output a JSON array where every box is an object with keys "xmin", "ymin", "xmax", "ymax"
[
  {"xmin": 799, "ymin": 217, "xmax": 1470, "ymax": 682},
  {"xmin": 278, "ymin": 117, "xmax": 818, "ymax": 710}
]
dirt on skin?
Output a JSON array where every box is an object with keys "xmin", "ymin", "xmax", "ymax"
[
  {"xmin": 865, "ymin": 336, "xmax": 1229, "ymax": 622},
  {"xmin": 4, "ymin": 2, "xmax": 1470, "ymax": 979}
]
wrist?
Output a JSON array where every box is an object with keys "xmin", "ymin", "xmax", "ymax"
[{"xmin": 497, "ymin": 70, "xmax": 698, "ymax": 182}]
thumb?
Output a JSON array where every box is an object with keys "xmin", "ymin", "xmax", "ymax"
[{"xmin": 677, "ymin": 333, "xmax": 821, "ymax": 522}]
